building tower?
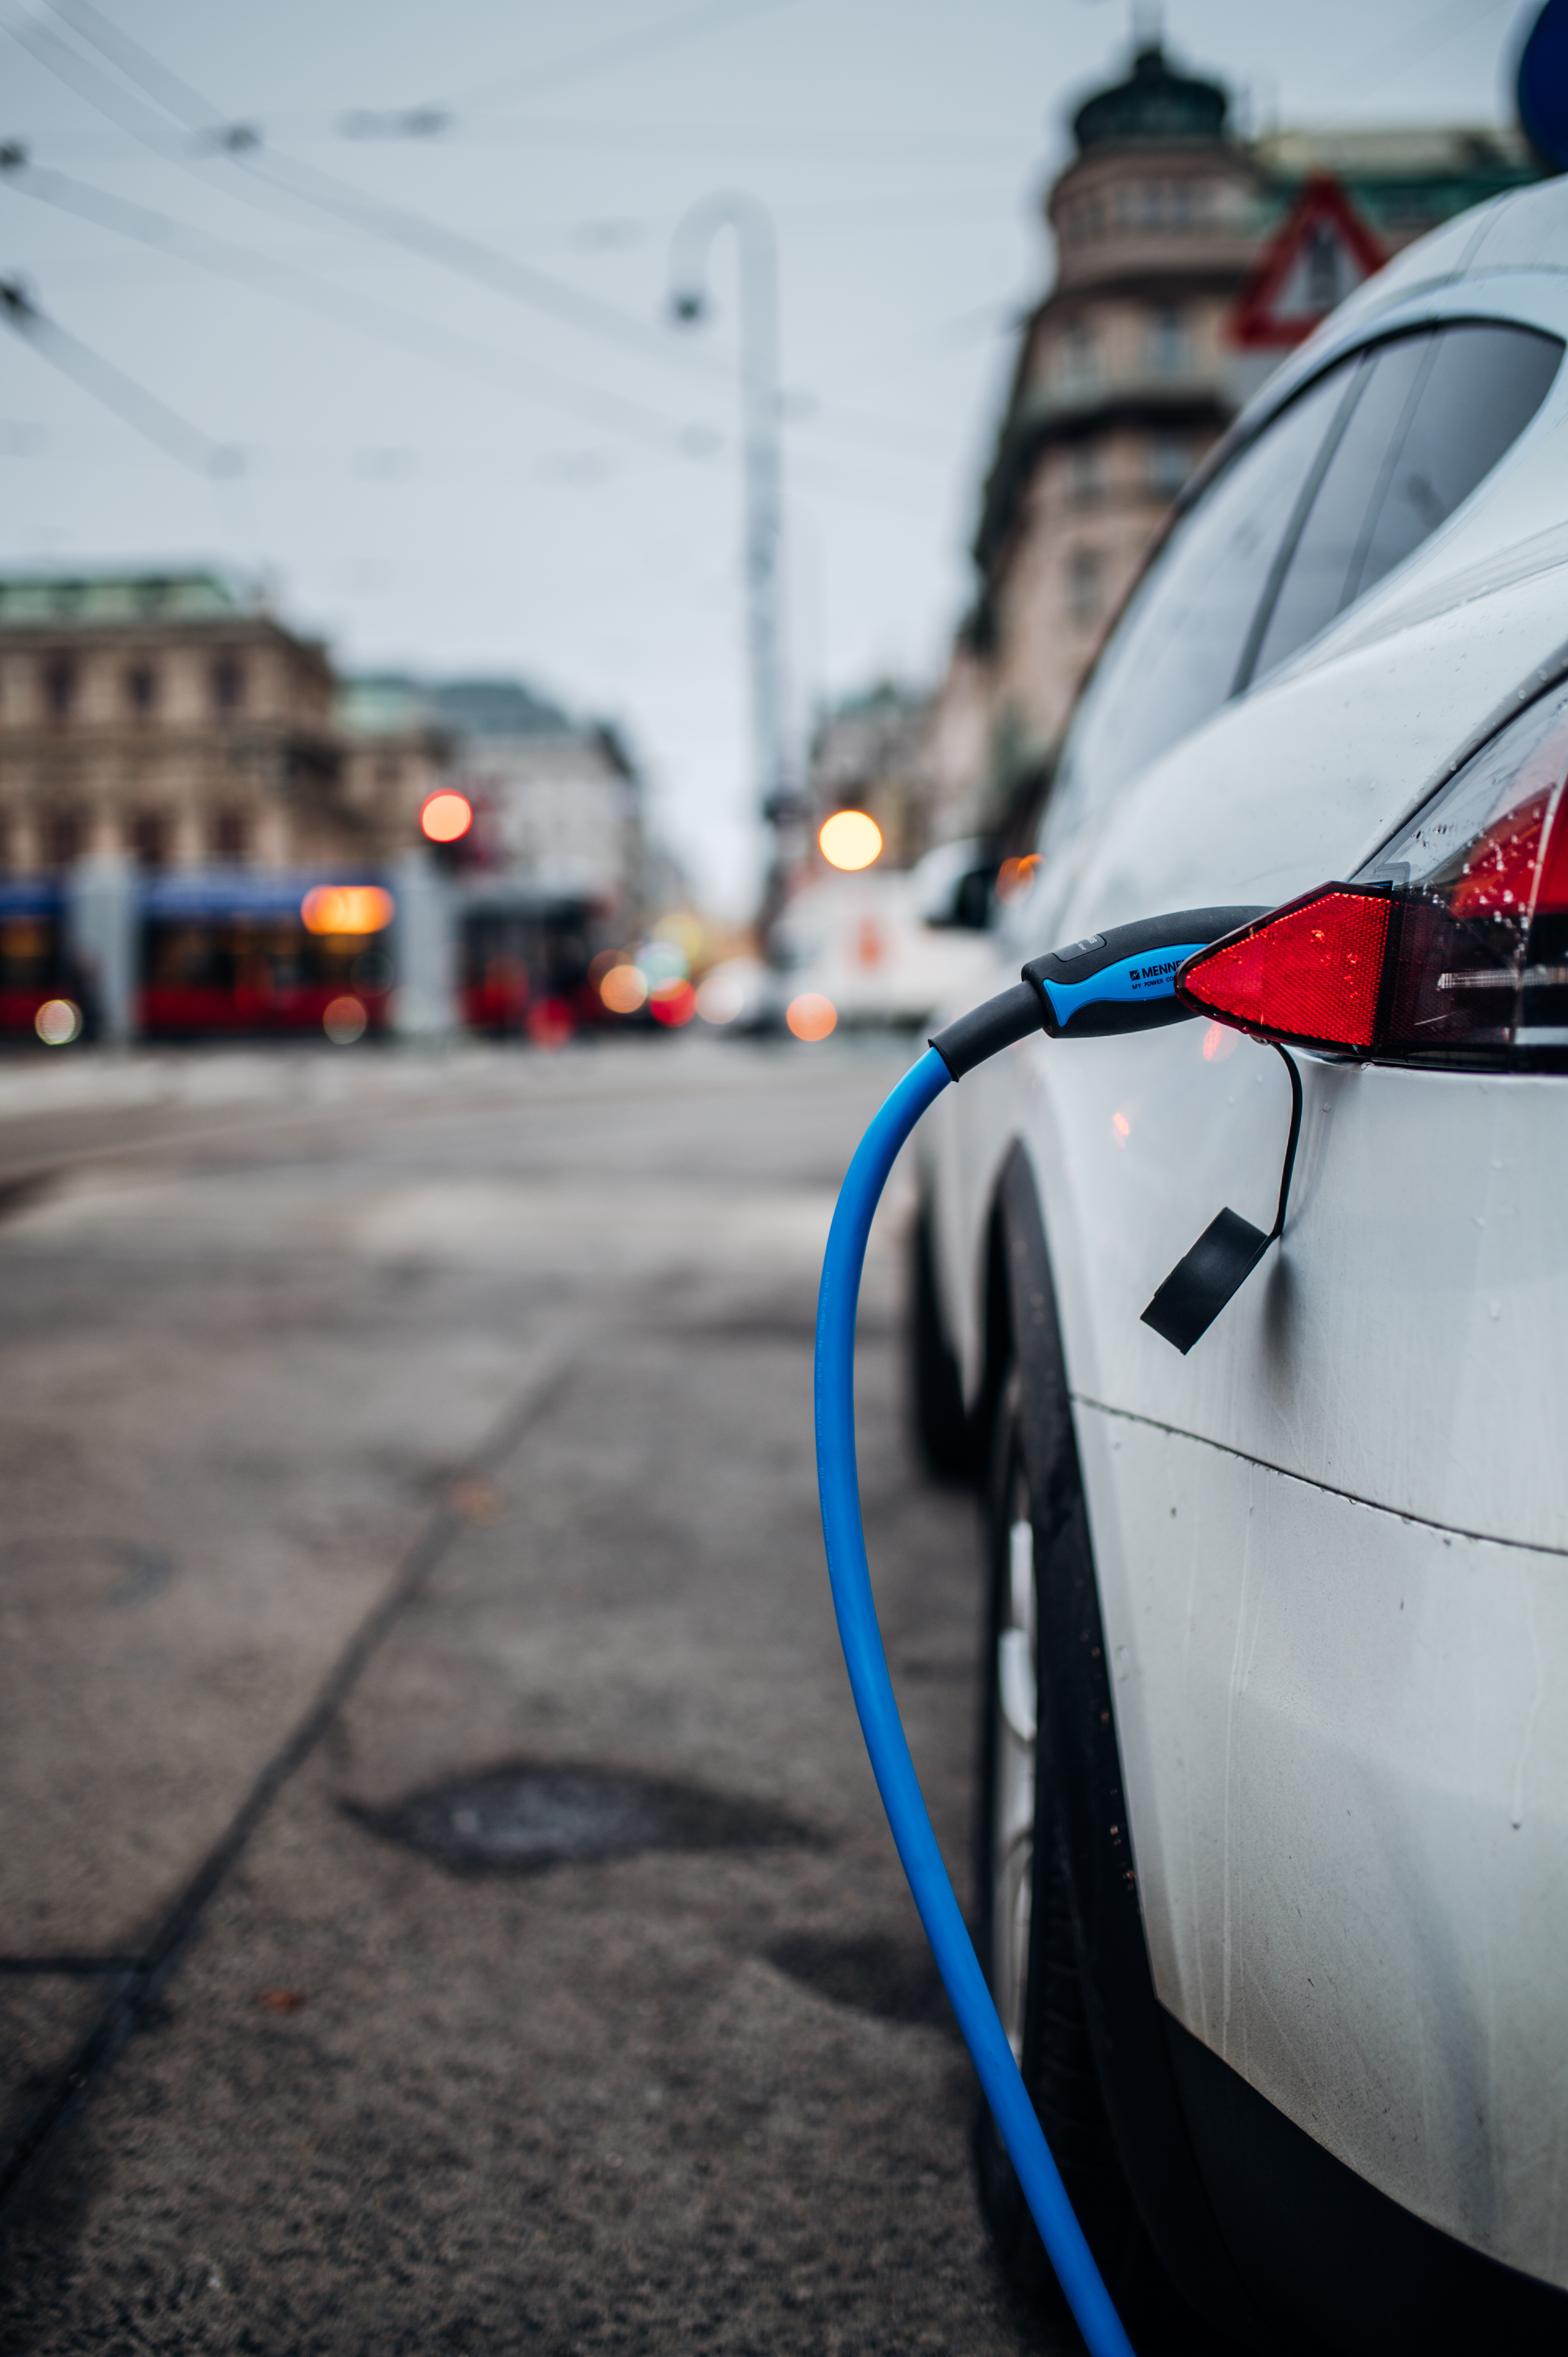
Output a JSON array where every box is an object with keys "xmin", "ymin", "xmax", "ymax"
[
  {"xmin": 922, "ymin": 41, "xmax": 1538, "ymax": 856},
  {"xmin": 959, "ymin": 44, "xmax": 1257, "ymax": 823}
]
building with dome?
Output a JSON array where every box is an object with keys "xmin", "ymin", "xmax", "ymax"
[{"xmin": 925, "ymin": 41, "xmax": 1537, "ymax": 852}]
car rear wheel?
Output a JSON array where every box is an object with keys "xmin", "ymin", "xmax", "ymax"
[{"xmin": 972, "ymin": 1364, "xmax": 1180, "ymax": 2329}]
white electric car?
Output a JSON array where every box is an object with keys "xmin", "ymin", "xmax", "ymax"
[{"xmin": 912, "ymin": 180, "xmax": 1568, "ymax": 2352}]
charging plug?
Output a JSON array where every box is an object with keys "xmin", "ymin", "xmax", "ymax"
[
  {"xmin": 1024, "ymin": 906, "xmax": 1265, "ymax": 1038},
  {"xmin": 929, "ymin": 906, "xmax": 1263, "ymax": 1080}
]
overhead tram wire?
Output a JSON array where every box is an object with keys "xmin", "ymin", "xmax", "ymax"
[
  {"xmin": 9, "ymin": 0, "xmax": 726, "ymax": 386},
  {"xmin": 330, "ymin": 114, "xmax": 1018, "ymax": 166},
  {"xmin": 7, "ymin": 5, "xmax": 1020, "ymax": 164},
  {"xmin": 0, "ymin": 154, "xmax": 721, "ymax": 460},
  {"xmin": 37, "ymin": 0, "xmax": 800, "ymax": 129},
  {"xmin": 2, "ymin": 16, "xmax": 957, "ymax": 482},
  {"xmin": 0, "ymin": 273, "xmax": 237, "ymax": 472},
  {"xmin": 0, "ymin": 154, "xmax": 950, "ymax": 487}
]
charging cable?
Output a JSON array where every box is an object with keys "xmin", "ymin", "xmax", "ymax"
[{"xmin": 813, "ymin": 909, "xmax": 1263, "ymax": 2357}]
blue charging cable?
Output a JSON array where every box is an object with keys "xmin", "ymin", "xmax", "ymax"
[
  {"xmin": 813, "ymin": 1043, "xmax": 1137, "ymax": 2357},
  {"xmin": 812, "ymin": 907, "xmax": 1271, "ymax": 2351}
]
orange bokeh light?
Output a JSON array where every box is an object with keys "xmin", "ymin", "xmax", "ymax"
[
  {"xmin": 649, "ymin": 977, "xmax": 696, "ymax": 1027},
  {"xmin": 599, "ymin": 963, "xmax": 648, "ymax": 1014},
  {"xmin": 786, "ymin": 991, "xmax": 837, "ymax": 1042},
  {"xmin": 300, "ymin": 885, "xmax": 394, "ymax": 936},
  {"xmin": 421, "ymin": 790, "xmax": 473, "ymax": 844},
  {"xmin": 818, "ymin": 810, "xmax": 883, "ymax": 871},
  {"xmin": 997, "ymin": 854, "xmax": 1041, "ymax": 902}
]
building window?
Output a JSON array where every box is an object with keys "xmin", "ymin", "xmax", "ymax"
[
  {"xmin": 210, "ymin": 655, "xmax": 245, "ymax": 714},
  {"xmin": 1059, "ymin": 323, "xmax": 1100, "ymax": 392},
  {"xmin": 46, "ymin": 812, "xmax": 83, "ymax": 868},
  {"xmin": 43, "ymin": 658, "xmax": 76, "ymax": 722},
  {"xmin": 1146, "ymin": 436, "xmax": 1192, "ymax": 499},
  {"xmin": 1067, "ymin": 444, "xmax": 1104, "ymax": 509},
  {"xmin": 213, "ymin": 810, "xmax": 249, "ymax": 862},
  {"xmin": 1146, "ymin": 306, "xmax": 1189, "ymax": 379},
  {"xmin": 131, "ymin": 811, "xmax": 169, "ymax": 869},
  {"xmin": 126, "ymin": 663, "xmax": 159, "ymax": 716},
  {"xmin": 1067, "ymin": 546, "xmax": 1104, "ymax": 629}
]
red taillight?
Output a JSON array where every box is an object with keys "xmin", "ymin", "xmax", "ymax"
[
  {"xmin": 1182, "ymin": 684, "xmax": 1568, "ymax": 1069},
  {"xmin": 1178, "ymin": 887, "xmax": 1391, "ymax": 1052},
  {"xmin": 1446, "ymin": 791, "xmax": 1548, "ymax": 919}
]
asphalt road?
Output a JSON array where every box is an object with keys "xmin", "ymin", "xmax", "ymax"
[{"xmin": 0, "ymin": 1035, "xmax": 1076, "ymax": 2356}]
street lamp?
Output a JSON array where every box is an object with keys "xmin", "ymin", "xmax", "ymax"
[{"xmin": 667, "ymin": 193, "xmax": 795, "ymax": 905}]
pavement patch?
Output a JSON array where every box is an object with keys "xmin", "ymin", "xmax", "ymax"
[
  {"xmin": 765, "ymin": 1929, "xmax": 957, "ymax": 2032},
  {"xmin": 0, "ymin": 1535, "xmax": 177, "ymax": 1613},
  {"xmin": 345, "ymin": 1760, "xmax": 821, "ymax": 1875}
]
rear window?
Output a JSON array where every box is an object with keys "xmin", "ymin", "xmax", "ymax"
[
  {"xmin": 1047, "ymin": 318, "xmax": 1562, "ymax": 831},
  {"xmin": 1048, "ymin": 360, "xmax": 1356, "ymax": 818},
  {"xmin": 1245, "ymin": 322, "xmax": 1563, "ymax": 688}
]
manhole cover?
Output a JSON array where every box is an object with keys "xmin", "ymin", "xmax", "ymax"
[{"xmin": 347, "ymin": 1762, "xmax": 818, "ymax": 1875}]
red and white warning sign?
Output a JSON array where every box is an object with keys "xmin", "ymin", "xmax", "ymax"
[{"xmin": 1230, "ymin": 173, "xmax": 1385, "ymax": 351}]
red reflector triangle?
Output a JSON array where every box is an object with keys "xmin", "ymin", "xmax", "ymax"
[{"xmin": 1179, "ymin": 888, "xmax": 1390, "ymax": 1050}]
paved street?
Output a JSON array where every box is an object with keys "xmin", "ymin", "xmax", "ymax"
[{"xmin": 0, "ymin": 1036, "xmax": 1068, "ymax": 2356}]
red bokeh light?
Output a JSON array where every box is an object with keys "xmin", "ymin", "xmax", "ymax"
[
  {"xmin": 421, "ymin": 791, "xmax": 473, "ymax": 845},
  {"xmin": 648, "ymin": 977, "xmax": 697, "ymax": 1027}
]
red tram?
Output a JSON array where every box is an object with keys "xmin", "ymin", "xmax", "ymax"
[
  {"xmin": 0, "ymin": 883, "xmax": 78, "ymax": 1040},
  {"xmin": 138, "ymin": 875, "xmax": 394, "ymax": 1039},
  {"xmin": 458, "ymin": 888, "xmax": 609, "ymax": 1041},
  {"xmin": 0, "ymin": 873, "xmax": 615, "ymax": 1045}
]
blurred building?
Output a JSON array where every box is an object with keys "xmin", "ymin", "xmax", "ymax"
[
  {"xmin": 441, "ymin": 680, "xmax": 643, "ymax": 914},
  {"xmin": 0, "ymin": 570, "xmax": 653, "ymax": 1045},
  {"xmin": 332, "ymin": 674, "xmax": 452, "ymax": 853},
  {"xmin": 0, "ymin": 569, "xmax": 643, "ymax": 910},
  {"xmin": 0, "ymin": 569, "xmax": 445, "ymax": 873},
  {"xmin": 806, "ymin": 682, "xmax": 936, "ymax": 870},
  {"xmin": 342, "ymin": 675, "xmax": 644, "ymax": 916},
  {"xmin": 931, "ymin": 41, "xmax": 1539, "ymax": 851}
]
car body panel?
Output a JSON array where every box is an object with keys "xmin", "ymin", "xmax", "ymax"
[
  {"xmin": 921, "ymin": 183, "xmax": 1568, "ymax": 2308},
  {"xmin": 959, "ymin": 1011, "xmax": 1568, "ymax": 1537},
  {"xmin": 1077, "ymin": 1404, "xmax": 1568, "ymax": 2290},
  {"xmin": 935, "ymin": 556, "xmax": 1568, "ymax": 1459}
]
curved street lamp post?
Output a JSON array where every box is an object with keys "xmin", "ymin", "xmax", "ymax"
[{"xmin": 668, "ymin": 193, "xmax": 798, "ymax": 908}]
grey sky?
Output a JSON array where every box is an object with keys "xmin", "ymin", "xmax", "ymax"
[{"xmin": 0, "ymin": 0, "xmax": 1538, "ymax": 911}]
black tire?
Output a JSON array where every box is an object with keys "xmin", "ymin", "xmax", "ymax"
[
  {"xmin": 972, "ymin": 1363, "xmax": 1182, "ymax": 2332},
  {"xmin": 909, "ymin": 1203, "xmax": 972, "ymax": 1484}
]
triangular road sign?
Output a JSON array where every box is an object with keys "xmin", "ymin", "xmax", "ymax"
[{"xmin": 1230, "ymin": 173, "xmax": 1386, "ymax": 350}]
